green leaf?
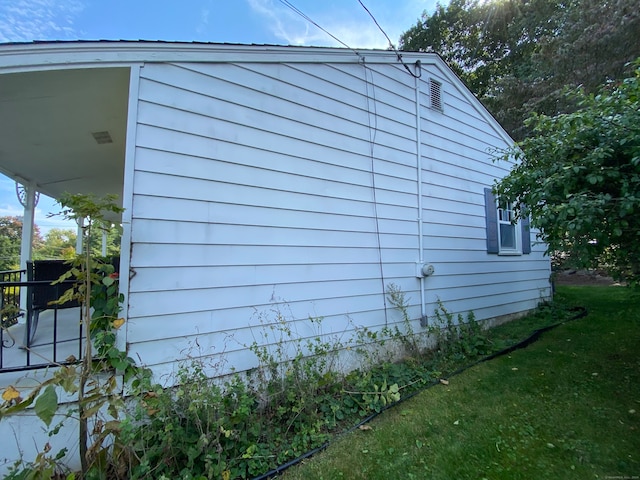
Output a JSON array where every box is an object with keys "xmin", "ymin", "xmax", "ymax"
[
  {"xmin": 82, "ymin": 398, "xmax": 107, "ymax": 419},
  {"xmin": 35, "ymin": 385, "xmax": 58, "ymax": 427}
]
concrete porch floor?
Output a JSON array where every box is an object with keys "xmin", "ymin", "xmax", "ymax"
[{"xmin": 1, "ymin": 308, "xmax": 84, "ymax": 387}]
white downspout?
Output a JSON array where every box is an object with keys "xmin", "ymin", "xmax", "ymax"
[{"xmin": 414, "ymin": 62, "xmax": 428, "ymax": 326}]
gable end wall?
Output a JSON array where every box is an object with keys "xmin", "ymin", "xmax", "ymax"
[{"xmin": 126, "ymin": 59, "xmax": 551, "ymax": 379}]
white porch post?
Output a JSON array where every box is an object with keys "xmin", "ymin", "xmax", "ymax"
[
  {"xmin": 101, "ymin": 228, "xmax": 108, "ymax": 257},
  {"xmin": 76, "ymin": 217, "xmax": 84, "ymax": 254},
  {"xmin": 17, "ymin": 182, "xmax": 37, "ymax": 321}
]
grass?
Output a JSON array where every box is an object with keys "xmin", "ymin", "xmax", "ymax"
[{"xmin": 282, "ymin": 286, "xmax": 640, "ymax": 480}]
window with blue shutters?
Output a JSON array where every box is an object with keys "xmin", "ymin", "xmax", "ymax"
[{"xmin": 484, "ymin": 188, "xmax": 531, "ymax": 255}]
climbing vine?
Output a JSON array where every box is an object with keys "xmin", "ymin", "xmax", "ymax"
[{"xmin": 1, "ymin": 193, "xmax": 144, "ymax": 478}]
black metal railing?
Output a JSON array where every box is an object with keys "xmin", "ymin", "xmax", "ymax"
[
  {"xmin": 0, "ymin": 269, "xmax": 24, "ymax": 329},
  {"xmin": 0, "ymin": 277, "xmax": 82, "ymax": 373}
]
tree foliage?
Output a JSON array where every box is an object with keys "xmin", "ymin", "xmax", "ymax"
[
  {"xmin": 494, "ymin": 63, "xmax": 640, "ymax": 281},
  {"xmin": 0, "ymin": 216, "xmax": 44, "ymax": 271},
  {"xmin": 400, "ymin": 0, "xmax": 640, "ymax": 140},
  {"xmin": 0, "ymin": 215, "xmax": 119, "ymax": 271},
  {"xmin": 34, "ymin": 228, "xmax": 77, "ymax": 260}
]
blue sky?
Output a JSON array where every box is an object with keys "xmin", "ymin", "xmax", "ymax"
[{"xmin": 0, "ymin": 0, "xmax": 439, "ymax": 232}]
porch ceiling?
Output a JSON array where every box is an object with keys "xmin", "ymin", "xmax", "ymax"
[{"xmin": 0, "ymin": 66, "xmax": 130, "ymax": 218}]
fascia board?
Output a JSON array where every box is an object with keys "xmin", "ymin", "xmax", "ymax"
[{"xmin": 0, "ymin": 41, "xmax": 438, "ymax": 70}]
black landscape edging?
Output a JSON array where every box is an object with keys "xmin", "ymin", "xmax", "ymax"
[{"xmin": 253, "ymin": 305, "xmax": 588, "ymax": 480}]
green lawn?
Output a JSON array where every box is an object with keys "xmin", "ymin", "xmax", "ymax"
[{"xmin": 282, "ymin": 286, "xmax": 640, "ymax": 480}]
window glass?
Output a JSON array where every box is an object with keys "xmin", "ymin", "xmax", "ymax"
[
  {"xmin": 484, "ymin": 188, "xmax": 529, "ymax": 255},
  {"xmin": 500, "ymin": 223, "xmax": 516, "ymax": 249},
  {"xmin": 498, "ymin": 201, "xmax": 517, "ymax": 250}
]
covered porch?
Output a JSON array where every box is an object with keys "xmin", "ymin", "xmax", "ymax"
[
  {"xmin": 0, "ymin": 64, "xmax": 132, "ymax": 375},
  {"xmin": 1, "ymin": 306, "xmax": 83, "ymax": 372}
]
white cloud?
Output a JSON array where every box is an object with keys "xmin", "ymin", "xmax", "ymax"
[
  {"xmin": 197, "ymin": 5, "xmax": 211, "ymax": 35},
  {"xmin": 0, "ymin": 205, "xmax": 24, "ymax": 218},
  {"xmin": 0, "ymin": 0, "xmax": 84, "ymax": 43},
  {"xmin": 246, "ymin": 0, "xmax": 390, "ymax": 49},
  {"xmin": 0, "ymin": 176, "xmax": 74, "ymax": 233},
  {"xmin": 246, "ymin": 0, "xmax": 440, "ymax": 50}
]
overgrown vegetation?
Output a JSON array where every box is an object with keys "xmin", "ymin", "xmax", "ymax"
[
  {"xmin": 110, "ymin": 287, "xmax": 581, "ymax": 480},
  {"xmin": 1, "ymin": 194, "xmax": 142, "ymax": 479},
  {"xmin": 282, "ymin": 286, "xmax": 639, "ymax": 479},
  {"xmin": 67, "ymin": 288, "xmax": 571, "ymax": 478},
  {"xmin": 3, "ymin": 259, "xmax": 580, "ymax": 480},
  {"xmin": 494, "ymin": 62, "xmax": 640, "ymax": 283}
]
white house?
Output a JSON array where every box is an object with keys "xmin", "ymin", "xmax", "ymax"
[{"xmin": 0, "ymin": 41, "xmax": 551, "ymax": 469}]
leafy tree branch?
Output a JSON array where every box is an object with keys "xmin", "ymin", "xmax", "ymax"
[{"xmin": 494, "ymin": 62, "xmax": 640, "ymax": 281}]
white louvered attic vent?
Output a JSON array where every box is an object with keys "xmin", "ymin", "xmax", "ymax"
[{"xmin": 429, "ymin": 79, "xmax": 443, "ymax": 111}]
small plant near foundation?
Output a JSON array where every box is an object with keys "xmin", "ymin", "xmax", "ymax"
[
  {"xmin": 430, "ymin": 300, "xmax": 492, "ymax": 366},
  {"xmin": 343, "ymin": 376, "xmax": 401, "ymax": 413},
  {"xmin": 247, "ymin": 303, "xmax": 350, "ymax": 453},
  {"xmin": 385, "ymin": 283, "xmax": 422, "ymax": 356}
]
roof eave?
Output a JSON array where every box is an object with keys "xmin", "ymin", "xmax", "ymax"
[{"xmin": 0, "ymin": 40, "xmax": 440, "ymax": 70}]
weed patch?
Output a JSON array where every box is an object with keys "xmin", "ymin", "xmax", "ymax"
[
  {"xmin": 282, "ymin": 286, "xmax": 640, "ymax": 480},
  {"xmin": 4, "ymin": 282, "xmax": 579, "ymax": 479},
  {"xmin": 113, "ymin": 285, "xmax": 561, "ymax": 479}
]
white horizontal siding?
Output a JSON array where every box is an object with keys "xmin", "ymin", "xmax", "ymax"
[
  {"xmin": 132, "ymin": 194, "xmax": 417, "ymax": 235},
  {"xmin": 125, "ymin": 58, "xmax": 551, "ymax": 380},
  {"xmin": 130, "ymin": 243, "xmax": 416, "ymax": 268},
  {"xmin": 129, "ymin": 263, "xmax": 413, "ymax": 294},
  {"xmin": 127, "ymin": 302, "xmax": 390, "ymax": 347},
  {"xmin": 132, "ymin": 139, "xmax": 416, "ymax": 207},
  {"xmin": 133, "ymin": 167, "xmax": 416, "ymax": 220},
  {"xmin": 131, "ymin": 219, "xmax": 416, "ymax": 250},
  {"xmin": 416, "ymin": 64, "xmax": 550, "ymax": 324},
  {"xmin": 128, "ymin": 279, "xmax": 385, "ymax": 318}
]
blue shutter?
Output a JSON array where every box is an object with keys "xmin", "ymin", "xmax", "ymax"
[
  {"xmin": 484, "ymin": 188, "xmax": 499, "ymax": 254},
  {"xmin": 521, "ymin": 209, "xmax": 531, "ymax": 254}
]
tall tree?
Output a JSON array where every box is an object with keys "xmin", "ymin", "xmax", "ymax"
[
  {"xmin": 494, "ymin": 63, "xmax": 640, "ymax": 281},
  {"xmin": 0, "ymin": 216, "xmax": 44, "ymax": 271},
  {"xmin": 400, "ymin": 0, "xmax": 557, "ymax": 95},
  {"xmin": 34, "ymin": 228, "xmax": 77, "ymax": 260},
  {"xmin": 88, "ymin": 223, "xmax": 122, "ymax": 259},
  {"xmin": 0, "ymin": 215, "xmax": 121, "ymax": 273},
  {"xmin": 400, "ymin": 0, "xmax": 640, "ymax": 140},
  {"xmin": 0, "ymin": 216, "xmax": 23, "ymax": 271}
]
